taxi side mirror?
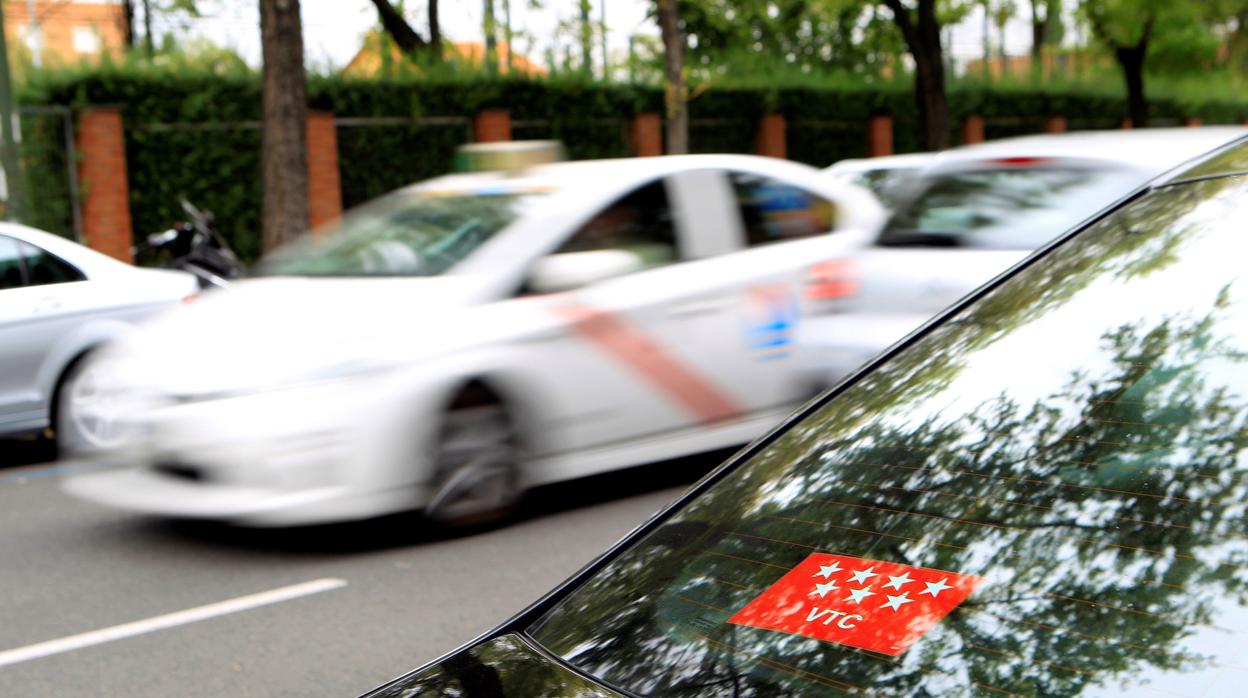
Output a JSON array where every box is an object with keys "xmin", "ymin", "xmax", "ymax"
[{"xmin": 526, "ymin": 249, "xmax": 645, "ymax": 294}]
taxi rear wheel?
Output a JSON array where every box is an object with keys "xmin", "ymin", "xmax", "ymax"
[{"xmin": 424, "ymin": 398, "xmax": 522, "ymax": 527}]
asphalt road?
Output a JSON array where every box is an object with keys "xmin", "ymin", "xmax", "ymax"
[{"xmin": 0, "ymin": 440, "xmax": 723, "ymax": 696}]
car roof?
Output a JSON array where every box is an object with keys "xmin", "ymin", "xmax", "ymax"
[
  {"xmin": 416, "ymin": 153, "xmax": 841, "ymax": 194},
  {"xmin": 825, "ymin": 152, "xmax": 935, "ymax": 174},
  {"xmin": 927, "ymin": 127, "xmax": 1248, "ymax": 175}
]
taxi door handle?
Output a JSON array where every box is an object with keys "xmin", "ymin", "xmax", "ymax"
[{"xmin": 668, "ymin": 297, "xmax": 730, "ymax": 317}]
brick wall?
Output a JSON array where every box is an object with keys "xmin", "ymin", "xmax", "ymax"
[
  {"xmin": 76, "ymin": 107, "xmax": 133, "ymax": 263},
  {"xmin": 473, "ymin": 110, "xmax": 512, "ymax": 143},
  {"xmin": 866, "ymin": 115, "xmax": 893, "ymax": 157},
  {"xmin": 754, "ymin": 113, "xmax": 787, "ymax": 159},
  {"xmin": 629, "ymin": 113, "xmax": 662, "ymax": 157},
  {"xmin": 306, "ymin": 111, "xmax": 343, "ymax": 229}
]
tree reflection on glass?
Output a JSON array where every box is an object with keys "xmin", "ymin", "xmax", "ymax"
[{"xmin": 530, "ymin": 174, "xmax": 1248, "ymax": 696}]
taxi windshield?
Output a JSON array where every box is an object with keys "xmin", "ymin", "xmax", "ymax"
[
  {"xmin": 528, "ymin": 169, "xmax": 1248, "ymax": 695},
  {"xmin": 259, "ymin": 189, "xmax": 546, "ymax": 277}
]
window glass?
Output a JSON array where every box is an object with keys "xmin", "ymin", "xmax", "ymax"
[
  {"xmin": 732, "ymin": 172, "xmax": 837, "ymax": 246},
  {"xmin": 556, "ymin": 179, "xmax": 679, "ymax": 268},
  {"xmin": 530, "ymin": 174, "xmax": 1248, "ymax": 696},
  {"xmin": 0, "ymin": 236, "xmax": 23, "ymax": 289},
  {"xmin": 851, "ymin": 168, "xmax": 922, "ymax": 209},
  {"xmin": 881, "ymin": 166, "xmax": 1140, "ymax": 249},
  {"xmin": 260, "ymin": 189, "xmax": 547, "ymax": 277},
  {"xmin": 17, "ymin": 240, "xmax": 83, "ymax": 286}
]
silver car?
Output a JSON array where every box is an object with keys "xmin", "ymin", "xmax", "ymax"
[
  {"xmin": 806, "ymin": 127, "xmax": 1248, "ymax": 381},
  {"xmin": 0, "ymin": 225, "xmax": 198, "ymax": 452}
]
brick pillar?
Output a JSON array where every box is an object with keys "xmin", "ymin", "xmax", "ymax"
[
  {"xmin": 1044, "ymin": 116, "xmax": 1068, "ymax": 134},
  {"xmin": 306, "ymin": 111, "xmax": 343, "ymax": 230},
  {"xmin": 753, "ymin": 113, "xmax": 787, "ymax": 159},
  {"xmin": 960, "ymin": 115, "xmax": 985, "ymax": 145},
  {"xmin": 76, "ymin": 107, "xmax": 133, "ymax": 263},
  {"xmin": 473, "ymin": 109, "xmax": 511, "ymax": 143},
  {"xmin": 1184, "ymin": 117, "xmax": 1203, "ymax": 127},
  {"xmin": 629, "ymin": 113, "xmax": 662, "ymax": 157},
  {"xmin": 866, "ymin": 115, "xmax": 893, "ymax": 157}
]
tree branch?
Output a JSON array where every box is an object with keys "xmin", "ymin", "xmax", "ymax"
[
  {"xmin": 881, "ymin": 0, "xmax": 918, "ymax": 50},
  {"xmin": 368, "ymin": 0, "xmax": 427, "ymax": 53}
]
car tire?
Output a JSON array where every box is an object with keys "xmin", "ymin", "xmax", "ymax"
[
  {"xmin": 54, "ymin": 355, "xmax": 125, "ymax": 456},
  {"xmin": 423, "ymin": 398, "xmax": 523, "ymax": 527}
]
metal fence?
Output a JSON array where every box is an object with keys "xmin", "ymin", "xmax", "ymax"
[{"xmin": 9, "ymin": 105, "xmax": 81, "ymax": 241}]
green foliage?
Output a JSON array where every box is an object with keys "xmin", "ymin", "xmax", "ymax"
[
  {"xmin": 14, "ymin": 66, "xmax": 1248, "ymax": 261},
  {"xmin": 17, "ymin": 111, "xmax": 76, "ymax": 238},
  {"xmin": 677, "ymin": 0, "xmax": 905, "ymax": 79}
]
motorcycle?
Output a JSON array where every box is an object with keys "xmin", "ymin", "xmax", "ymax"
[{"xmin": 133, "ymin": 200, "xmax": 243, "ymax": 289}]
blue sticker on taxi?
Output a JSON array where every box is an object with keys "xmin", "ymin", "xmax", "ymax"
[{"xmin": 744, "ymin": 285, "xmax": 799, "ymax": 360}]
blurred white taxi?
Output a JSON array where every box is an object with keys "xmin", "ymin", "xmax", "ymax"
[
  {"xmin": 0, "ymin": 224, "xmax": 198, "ymax": 451},
  {"xmin": 64, "ymin": 151, "xmax": 884, "ymax": 526},
  {"xmin": 806, "ymin": 127, "xmax": 1248, "ymax": 381}
]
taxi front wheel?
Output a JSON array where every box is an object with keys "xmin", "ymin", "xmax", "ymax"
[{"xmin": 424, "ymin": 401, "xmax": 522, "ymax": 527}]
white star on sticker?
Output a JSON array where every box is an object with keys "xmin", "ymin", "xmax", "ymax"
[
  {"xmin": 922, "ymin": 577, "xmax": 952, "ymax": 597},
  {"xmin": 845, "ymin": 587, "xmax": 876, "ymax": 604},
  {"xmin": 810, "ymin": 581, "xmax": 839, "ymax": 598},
  {"xmin": 883, "ymin": 572, "xmax": 914, "ymax": 590},
  {"xmin": 814, "ymin": 562, "xmax": 843, "ymax": 579},
  {"xmin": 881, "ymin": 592, "xmax": 914, "ymax": 611},
  {"xmin": 849, "ymin": 566, "xmax": 879, "ymax": 585}
]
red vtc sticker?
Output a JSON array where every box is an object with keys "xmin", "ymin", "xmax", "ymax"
[{"xmin": 728, "ymin": 553, "xmax": 982, "ymax": 656}]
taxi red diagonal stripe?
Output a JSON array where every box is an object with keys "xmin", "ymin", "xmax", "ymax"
[
  {"xmin": 553, "ymin": 302, "xmax": 744, "ymax": 424},
  {"xmin": 728, "ymin": 553, "xmax": 982, "ymax": 656}
]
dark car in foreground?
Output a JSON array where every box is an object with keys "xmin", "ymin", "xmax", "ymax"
[{"xmin": 367, "ymin": 137, "xmax": 1248, "ymax": 696}]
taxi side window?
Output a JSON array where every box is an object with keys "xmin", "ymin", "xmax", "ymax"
[
  {"xmin": 731, "ymin": 172, "xmax": 838, "ymax": 246},
  {"xmin": 17, "ymin": 240, "xmax": 84, "ymax": 286},
  {"xmin": 556, "ymin": 179, "xmax": 679, "ymax": 268},
  {"xmin": 0, "ymin": 236, "xmax": 23, "ymax": 290}
]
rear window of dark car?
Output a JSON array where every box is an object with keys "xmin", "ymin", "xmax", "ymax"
[
  {"xmin": 879, "ymin": 166, "xmax": 1140, "ymax": 249},
  {"xmin": 529, "ymin": 171, "xmax": 1248, "ymax": 696}
]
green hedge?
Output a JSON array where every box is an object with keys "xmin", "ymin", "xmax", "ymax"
[{"xmin": 18, "ymin": 70, "xmax": 1248, "ymax": 261}]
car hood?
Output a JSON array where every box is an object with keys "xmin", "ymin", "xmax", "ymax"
[
  {"xmin": 365, "ymin": 634, "xmax": 620, "ymax": 697},
  {"xmin": 113, "ymin": 275, "xmax": 497, "ymax": 398}
]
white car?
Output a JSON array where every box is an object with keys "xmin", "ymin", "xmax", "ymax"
[
  {"xmin": 805, "ymin": 127, "xmax": 1248, "ymax": 380},
  {"xmin": 0, "ymin": 224, "xmax": 199, "ymax": 450},
  {"xmin": 824, "ymin": 152, "xmax": 933, "ymax": 209},
  {"xmin": 64, "ymin": 154, "xmax": 885, "ymax": 527}
]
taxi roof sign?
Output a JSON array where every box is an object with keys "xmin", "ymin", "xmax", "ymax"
[{"xmin": 455, "ymin": 140, "xmax": 566, "ymax": 173}]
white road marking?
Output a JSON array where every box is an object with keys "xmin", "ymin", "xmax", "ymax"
[{"xmin": 0, "ymin": 578, "xmax": 347, "ymax": 668}]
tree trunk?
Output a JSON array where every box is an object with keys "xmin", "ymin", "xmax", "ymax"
[
  {"xmin": 260, "ymin": 0, "xmax": 309, "ymax": 253},
  {"xmin": 1031, "ymin": 15, "xmax": 1044, "ymax": 66},
  {"xmin": 121, "ymin": 0, "xmax": 136, "ymax": 48},
  {"xmin": 887, "ymin": 0, "xmax": 950, "ymax": 151},
  {"xmin": 503, "ymin": 0, "xmax": 512, "ymax": 71},
  {"xmin": 367, "ymin": 0, "xmax": 429, "ymax": 55},
  {"xmin": 142, "ymin": 0, "xmax": 154, "ymax": 57},
  {"xmin": 656, "ymin": 0, "xmax": 687, "ymax": 154},
  {"xmin": 1117, "ymin": 42, "xmax": 1148, "ymax": 128},
  {"xmin": 981, "ymin": 2, "xmax": 991, "ymax": 79},
  {"xmin": 1030, "ymin": 0, "xmax": 1045, "ymax": 79},
  {"xmin": 914, "ymin": 39, "xmax": 950, "ymax": 150},
  {"xmin": 429, "ymin": 0, "xmax": 441, "ymax": 61},
  {"xmin": 579, "ymin": 0, "xmax": 593, "ymax": 76},
  {"xmin": 483, "ymin": 0, "xmax": 498, "ymax": 75}
]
